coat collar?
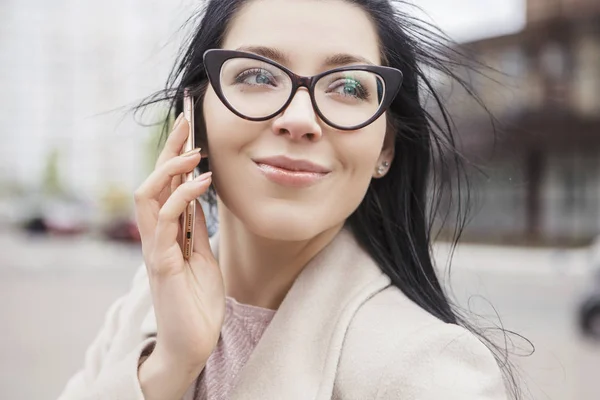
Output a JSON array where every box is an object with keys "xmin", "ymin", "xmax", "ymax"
[{"xmin": 142, "ymin": 227, "xmax": 391, "ymax": 399}]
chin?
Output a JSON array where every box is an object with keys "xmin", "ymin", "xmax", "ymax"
[{"xmin": 242, "ymin": 203, "xmax": 334, "ymax": 242}]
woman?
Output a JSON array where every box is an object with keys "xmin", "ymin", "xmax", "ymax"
[{"xmin": 58, "ymin": 0, "xmax": 517, "ymax": 399}]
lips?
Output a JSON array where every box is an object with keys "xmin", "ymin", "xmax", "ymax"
[
  {"xmin": 252, "ymin": 156, "xmax": 331, "ymax": 188},
  {"xmin": 252, "ymin": 156, "xmax": 331, "ymax": 174}
]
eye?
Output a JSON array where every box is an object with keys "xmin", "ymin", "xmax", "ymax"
[
  {"xmin": 235, "ymin": 68, "xmax": 277, "ymax": 87},
  {"xmin": 328, "ymin": 78, "xmax": 369, "ymax": 100}
]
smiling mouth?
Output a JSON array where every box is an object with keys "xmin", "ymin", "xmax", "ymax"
[{"xmin": 254, "ymin": 162, "xmax": 330, "ymax": 188}]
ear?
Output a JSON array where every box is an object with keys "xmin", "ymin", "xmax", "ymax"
[{"xmin": 372, "ymin": 131, "xmax": 395, "ymax": 178}]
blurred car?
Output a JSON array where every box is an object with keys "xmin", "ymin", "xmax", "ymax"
[
  {"xmin": 23, "ymin": 215, "xmax": 49, "ymax": 234},
  {"xmin": 579, "ymin": 237, "xmax": 600, "ymax": 340},
  {"xmin": 19, "ymin": 194, "xmax": 91, "ymax": 236},
  {"xmin": 102, "ymin": 218, "xmax": 141, "ymax": 243},
  {"xmin": 45, "ymin": 198, "xmax": 90, "ymax": 235}
]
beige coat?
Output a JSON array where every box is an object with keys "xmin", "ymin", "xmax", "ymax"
[{"xmin": 57, "ymin": 228, "xmax": 507, "ymax": 400}]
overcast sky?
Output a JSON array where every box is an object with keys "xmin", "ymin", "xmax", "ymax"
[{"xmin": 409, "ymin": 0, "xmax": 527, "ymax": 42}]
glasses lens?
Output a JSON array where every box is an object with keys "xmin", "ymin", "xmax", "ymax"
[
  {"xmin": 219, "ymin": 57, "xmax": 292, "ymax": 119},
  {"xmin": 314, "ymin": 70, "xmax": 385, "ymax": 128}
]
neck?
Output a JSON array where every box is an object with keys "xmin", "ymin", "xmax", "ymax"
[{"xmin": 216, "ymin": 199, "xmax": 343, "ymax": 310}]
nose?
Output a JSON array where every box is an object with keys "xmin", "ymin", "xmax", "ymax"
[{"xmin": 271, "ymin": 89, "xmax": 323, "ymax": 141}]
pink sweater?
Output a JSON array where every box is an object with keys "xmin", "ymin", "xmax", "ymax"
[{"xmin": 192, "ymin": 296, "xmax": 276, "ymax": 400}]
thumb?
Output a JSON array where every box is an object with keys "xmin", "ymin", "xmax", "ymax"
[{"xmin": 192, "ymin": 199, "xmax": 213, "ymax": 256}]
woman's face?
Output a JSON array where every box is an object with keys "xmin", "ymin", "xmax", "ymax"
[{"xmin": 203, "ymin": 0, "xmax": 394, "ymax": 240}]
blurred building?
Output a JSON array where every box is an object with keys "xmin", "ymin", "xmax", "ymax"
[
  {"xmin": 443, "ymin": 0, "xmax": 600, "ymax": 245},
  {"xmin": 0, "ymin": 0, "xmax": 195, "ymax": 218}
]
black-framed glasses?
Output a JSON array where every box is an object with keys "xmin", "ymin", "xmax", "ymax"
[{"xmin": 202, "ymin": 49, "xmax": 403, "ymax": 131}]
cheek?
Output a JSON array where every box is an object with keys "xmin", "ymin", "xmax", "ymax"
[
  {"xmin": 202, "ymin": 88, "xmax": 250, "ymax": 190},
  {"xmin": 203, "ymin": 87, "xmax": 230, "ymax": 142},
  {"xmin": 322, "ymin": 122, "xmax": 387, "ymax": 214},
  {"xmin": 337, "ymin": 121, "xmax": 387, "ymax": 179},
  {"xmin": 203, "ymin": 88, "xmax": 248, "ymax": 155},
  {"xmin": 203, "ymin": 87, "xmax": 278, "ymax": 217}
]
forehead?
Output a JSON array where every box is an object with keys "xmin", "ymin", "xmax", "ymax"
[{"xmin": 222, "ymin": 0, "xmax": 382, "ymax": 70}]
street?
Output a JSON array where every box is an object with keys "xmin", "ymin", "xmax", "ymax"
[{"xmin": 1, "ymin": 229, "xmax": 599, "ymax": 400}]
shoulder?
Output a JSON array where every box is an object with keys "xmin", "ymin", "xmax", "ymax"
[
  {"xmin": 96, "ymin": 263, "xmax": 154, "ymax": 353},
  {"xmin": 334, "ymin": 286, "xmax": 507, "ymax": 399},
  {"xmin": 341, "ymin": 285, "xmax": 456, "ymax": 356}
]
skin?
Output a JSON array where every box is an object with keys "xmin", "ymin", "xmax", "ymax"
[
  {"xmin": 203, "ymin": 0, "xmax": 395, "ymax": 310},
  {"xmin": 136, "ymin": 1, "xmax": 395, "ymax": 396}
]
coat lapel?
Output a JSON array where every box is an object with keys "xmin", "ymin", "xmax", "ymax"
[
  {"xmin": 228, "ymin": 228, "xmax": 390, "ymax": 400},
  {"xmin": 140, "ymin": 228, "xmax": 391, "ymax": 400}
]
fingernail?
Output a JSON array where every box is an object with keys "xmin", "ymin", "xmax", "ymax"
[
  {"xmin": 181, "ymin": 147, "xmax": 202, "ymax": 157},
  {"xmin": 173, "ymin": 113, "xmax": 185, "ymax": 129},
  {"xmin": 194, "ymin": 171, "xmax": 212, "ymax": 181}
]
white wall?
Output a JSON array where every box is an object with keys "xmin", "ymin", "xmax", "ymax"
[{"xmin": 0, "ymin": 0, "xmax": 197, "ymax": 203}]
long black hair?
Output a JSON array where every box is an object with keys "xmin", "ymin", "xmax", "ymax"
[{"xmin": 137, "ymin": 0, "xmax": 527, "ymax": 398}]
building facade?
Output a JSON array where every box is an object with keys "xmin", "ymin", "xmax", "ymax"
[{"xmin": 442, "ymin": 0, "xmax": 600, "ymax": 245}]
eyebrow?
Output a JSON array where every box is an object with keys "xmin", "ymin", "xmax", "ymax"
[{"xmin": 235, "ymin": 45, "xmax": 375, "ymax": 68}]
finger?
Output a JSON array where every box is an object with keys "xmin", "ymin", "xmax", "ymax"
[
  {"xmin": 170, "ymin": 172, "xmax": 183, "ymax": 196},
  {"xmin": 155, "ymin": 114, "xmax": 190, "ymax": 168},
  {"xmin": 134, "ymin": 151, "xmax": 201, "ymax": 240},
  {"xmin": 160, "ymin": 173, "xmax": 183, "ymax": 211},
  {"xmin": 154, "ymin": 172, "xmax": 213, "ymax": 256},
  {"xmin": 134, "ymin": 200, "xmax": 160, "ymax": 257},
  {"xmin": 160, "ymin": 170, "xmax": 183, "ymax": 207},
  {"xmin": 192, "ymin": 199, "xmax": 212, "ymax": 256},
  {"xmin": 137, "ymin": 150, "xmax": 201, "ymax": 205}
]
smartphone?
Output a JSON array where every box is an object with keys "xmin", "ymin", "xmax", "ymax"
[{"xmin": 181, "ymin": 88, "xmax": 196, "ymax": 259}]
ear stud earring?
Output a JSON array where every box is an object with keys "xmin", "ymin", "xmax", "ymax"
[{"xmin": 377, "ymin": 161, "xmax": 390, "ymax": 175}]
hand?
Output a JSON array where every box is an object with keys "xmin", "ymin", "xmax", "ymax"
[{"xmin": 134, "ymin": 113, "xmax": 225, "ymax": 376}]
